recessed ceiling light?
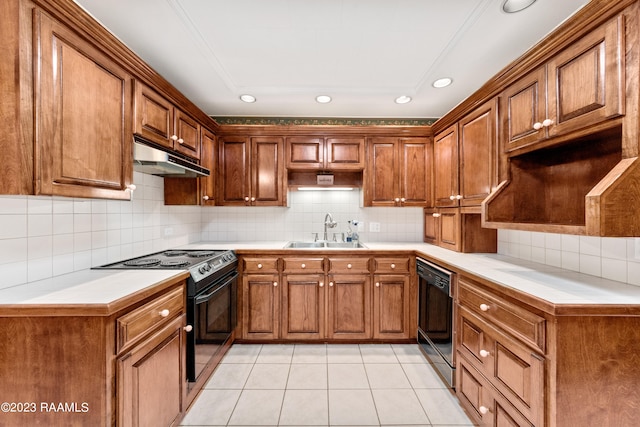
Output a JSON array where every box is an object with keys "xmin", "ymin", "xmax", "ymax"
[
  {"xmin": 239, "ymin": 94, "xmax": 256, "ymax": 103},
  {"xmin": 432, "ymin": 78, "xmax": 453, "ymax": 88},
  {"xmin": 502, "ymin": 0, "xmax": 537, "ymax": 13},
  {"xmin": 315, "ymin": 95, "xmax": 332, "ymax": 104},
  {"xmin": 395, "ymin": 95, "xmax": 412, "ymax": 104}
]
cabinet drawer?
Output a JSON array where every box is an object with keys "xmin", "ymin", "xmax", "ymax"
[
  {"xmin": 373, "ymin": 257, "xmax": 410, "ymax": 273},
  {"xmin": 242, "ymin": 257, "xmax": 279, "ymax": 273},
  {"xmin": 328, "ymin": 257, "xmax": 370, "ymax": 273},
  {"xmin": 457, "ymin": 305, "xmax": 544, "ymax": 427},
  {"xmin": 117, "ymin": 286, "xmax": 184, "ymax": 353},
  {"xmin": 457, "ymin": 353, "xmax": 534, "ymax": 427},
  {"xmin": 283, "ymin": 257, "xmax": 325, "ymax": 273},
  {"xmin": 458, "ymin": 277, "xmax": 545, "ymax": 353}
]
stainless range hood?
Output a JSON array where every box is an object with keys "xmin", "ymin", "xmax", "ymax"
[{"xmin": 133, "ymin": 137, "xmax": 210, "ymax": 178}]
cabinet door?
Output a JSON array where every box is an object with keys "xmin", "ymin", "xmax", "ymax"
[
  {"xmin": 326, "ymin": 137, "xmax": 365, "ymax": 170},
  {"xmin": 118, "ymin": 315, "xmax": 184, "ymax": 427},
  {"xmin": 457, "ymin": 354, "xmax": 534, "ymax": 427},
  {"xmin": 459, "ymin": 100, "xmax": 497, "ymax": 206},
  {"xmin": 200, "ymin": 129, "xmax": 216, "ymax": 205},
  {"xmin": 433, "ymin": 126, "xmax": 459, "ymax": 207},
  {"xmin": 174, "ymin": 109, "xmax": 201, "ymax": 159},
  {"xmin": 36, "ymin": 11, "xmax": 133, "ymax": 200},
  {"xmin": 547, "ymin": 15, "xmax": 624, "ymax": 137},
  {"xmin": 501, "ymin": 67, "xmax": 547, "ymax": 152},
  {"xmin": 423, "ymin": 209, "xmax": 439, "ymax": 244},
  {"xmin": 373, "ymin": 274, "xmax": 410, "ymax": 339},
  {"xmin": 438, "ymin": 208, "xmax": 461, "ymax": 251},
  {"xmin": 218, "ymin": 137, "xmax": 251, "ymax": 205},
  {"xmin": 327, "ymin": 274, "xmax": 371, "ymax": 339},
  {"xmin": 366, "ymin": 137, "xmax": 398, "ymax": 206},
  {"xmin": 252, "ymin": 136, "xmax": 285, "ymax": 205},
  {"xmin": 286, "ymin": 136, "xmax": 324, "ymax": 169},
  {"xmin": 133, "ymin": 81, "xmax": 174, "ymax": 150},
  {"xmin": 281, "ymin": 274, "xmax": 325, "ymax": 340},
  {"xmin": 242, "ymin": 274, "xmax": 280, "ymax": 340},
  {"xmin": 399, "ymin": 138, "xmax": 430, "ymax": 206}
]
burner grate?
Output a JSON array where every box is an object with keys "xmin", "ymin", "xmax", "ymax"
[
  {"xmin": 160, "ymin": 260, "xmax": 190, "ymax": 268},
  {"xmin": 188, "ymin": 251, "xmax": 216, "ymax": 258},
  {"xmin": 123, "ymin": 258, "xmax": 161, "ymax": 267}
]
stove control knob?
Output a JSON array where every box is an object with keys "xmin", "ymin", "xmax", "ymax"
[{"xmin": 199, "ymin": 265, "xmax": 207, "ymax": 274}]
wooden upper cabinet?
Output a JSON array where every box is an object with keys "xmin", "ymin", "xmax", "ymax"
[
  {"xmin": 365, "ymin": 137, "xmax": 430, "ymax": 207},
  {"xmin": 433, "ymin": 125, "xmax": 459, "ymax": 208},
  {"xmin": 134, "ymin": 81, "xmax": 201, "ymax": 160},
  {"xmin": 502, "ymin": 15, "xmax": 624, "ymax": 153},
  {"xmin": 325, "ymin": 137, "xmax": 365, "ymax": 170},
  {"xmin": 286, "ymin": 136, "xmax": 365, "ymax": 170},
  {"xmin": 218, "ymin": 136, "xmax": 285, "ymax": 206},
  {"xmin": 35, "ymin": 10, "xmax": 133, "ymax": 200},
  {"xmin": 200, "ymin": 129, "xmax": 216, "ymax": 205},
  {"xmin": 459, "ymin": 99, "xmax": 497, "ymax": 206}
]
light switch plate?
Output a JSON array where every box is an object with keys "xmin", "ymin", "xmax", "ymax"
[{"xmin": 369, "ymin": 222, "xmax": 380, "ymax": 232}]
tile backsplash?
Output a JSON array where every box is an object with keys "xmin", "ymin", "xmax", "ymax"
[
  {"xmin": 497, "ymin": 229, "xmax": 640, "ymax": 287},
  {"xmin": 0, "ymin": 177, "xmax": 422, "ymax": 289},
  {"xmin": 2, "ymin": 174, "xmax": 639, "ymax": 288}
]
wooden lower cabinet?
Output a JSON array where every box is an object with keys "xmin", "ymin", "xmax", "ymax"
[
  {"xmin": 457, "ymin": 354, "xmax": 534, "ymax": 427},
  {"xmin": 282, "ymin": 273, "xmax": 325, "ymax": 339},
  {"xmin": 242, "ymin": 273, "xmax": 281, "ymax": 340},
  {"xmin": 238, "ymin": 253, "xmax": 414, "ymax": 342},
  {"xmin": 118, "ymin": 315, "xmax": 185, "ymax": 427},
  {"xmin": 327, "ymin": 273, "xmax": 372, "ymax": 339},
  {"xmin": 0, "ymin": 279, "xmax": 187, "ymax": 426},
  {"xmin": 373, "ymin": 274, "xmax": 410, "ymax": 339}
]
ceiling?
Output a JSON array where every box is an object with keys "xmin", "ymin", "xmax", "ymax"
[{"xmin": 74, "ymin": 0, "xmax": 589, "ymax": 120}]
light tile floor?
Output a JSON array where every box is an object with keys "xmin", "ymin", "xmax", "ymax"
[{"xmin": 180, "ymin": 343, "xmax": 476, "ymax": 427}]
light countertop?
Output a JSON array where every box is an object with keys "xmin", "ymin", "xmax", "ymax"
[
  {"xmin": 182, "ymin": 241, "xmax": 640, "ymax": 307},
  {"xmin": 2, "ymin": 241, "xmax": 640, "ymax": 311}
]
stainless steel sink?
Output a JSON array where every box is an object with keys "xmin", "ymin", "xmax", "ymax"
[
  {"xmin": 283, "ymin": 241, "xmax": 367, "ymax": 249},
  {"xmin": 324, "ymin": 242, "xmax": 367, "ymax": 248},
  {"xmin": 283, "ymin": 241, "xmax": 325, "ymax": 248}
]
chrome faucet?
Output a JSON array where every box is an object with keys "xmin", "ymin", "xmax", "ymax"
[{"xmin": 323, "ymin": 213, "xmax": 337, "ymax": 241}]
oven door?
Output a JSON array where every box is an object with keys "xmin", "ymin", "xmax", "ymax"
[{"xmin": 187, "ymin": 271, "xmax": 238, "ymax": 382}]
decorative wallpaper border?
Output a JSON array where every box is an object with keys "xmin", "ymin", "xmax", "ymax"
[{"xmin": 212, "ymin": 116, "xmax": 437, "ymax": 127}]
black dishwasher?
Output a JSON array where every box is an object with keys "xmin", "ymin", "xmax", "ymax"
[{"xmin": 417, "ymin": 258, "xmax": 455, "ymax": 388}]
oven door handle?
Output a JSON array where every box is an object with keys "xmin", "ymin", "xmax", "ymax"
[{"xmin": 194, "ymin": 272, "xmax": 239, "ymax": 305}]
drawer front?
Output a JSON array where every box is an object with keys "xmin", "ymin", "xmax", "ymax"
[
  {"xmin": 242, "ymin": 257, "xmax": 279, "ymax": 273},
  {"xmin": 457, "ymin": 354, "xmax": 534, "ymax": 427},
  {"xmin": 328, "ymin": 257, "xmax": 370, "ymax": 274},
  {"xmin": 458, "ymin": 277, "xmax": 546, "ymax": 353},
  {"xmin": 374, "ymin": 257, "xmax": 410, "ymax": 273},
  {"xmin": 458, "ymin": 306, "xmax": 544, "ymax": 427},
  {"xmin": 283, "ymin": 257, "xmax": 325, "ymax": 273},
  {"xmin": 117, "ymin": 286, "xmax": 184, "ymax": 353}
]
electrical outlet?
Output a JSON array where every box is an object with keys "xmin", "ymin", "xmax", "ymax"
[
  {"xmin": 369, "ymin": 222, "xmax": 381, "ymax": 232},
  {"xmin": 164, "ymin": 227, "xmax": 173, "ymax": 237},
  {"xmin": 635, "ymin": 239, "xmax": 640, "ymax": 259}
]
